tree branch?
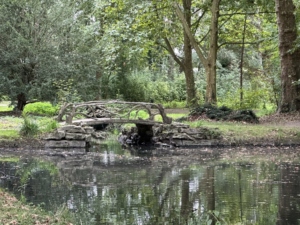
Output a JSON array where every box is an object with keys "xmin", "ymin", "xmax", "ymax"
[
  {"xmin": 173, "ymin": 2, "xmax": 207, "ymax": 67},
  {"xmin": 220, "ymin": 11, "xmax": 276, "ymax": 17},
  {"xmin": 218, "ymin": 41, "xmax": 262, "ymax": 48},
  {"xmin": 162, "ymin": 37, "xmax": 184, "ymax": 70}
]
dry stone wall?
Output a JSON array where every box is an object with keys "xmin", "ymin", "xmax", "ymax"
[{"xmin": 44, "ymin": 125, "xmax": 107, "ymax": 148}]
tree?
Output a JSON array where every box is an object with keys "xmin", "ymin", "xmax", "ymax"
[
  {"xmin": 0, "ymin": 0, "xmax": 75, "ymax": 109},
  {"xmin": 174, "ymin": 0, "xmax": 220, "ymax": 105},
  {"xmin": 275, "ymin": 0, "xmax": 300, "ymax": 112},
  {"xmin": 0, "ymin": 0, "xmax": 109, "ymax": 108}
]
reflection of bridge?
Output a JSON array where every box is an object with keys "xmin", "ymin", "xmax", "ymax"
[{"xmin": 57, "ymin": 100, "xmax": 172, "ymax": 126}]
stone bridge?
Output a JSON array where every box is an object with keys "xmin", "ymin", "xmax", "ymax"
[
  {"xmin": 46, "ymin": 101, "xmax": 221, "ymax": 148},
  {"xmin": 57, "ymin": 100, "xmax": 172, "ymax": 126},
  {"xmin": 48, "ymin": 101, "xmax": 173, "ymax": 147}
]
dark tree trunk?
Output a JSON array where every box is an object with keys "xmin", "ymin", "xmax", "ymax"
[
  {"xmin": 17, "ymin": 93, "xmax": 27, "ymax": 111},
  {"xmin": 275, "ymin": 0, "xmax": 300, "ymax": 112}
]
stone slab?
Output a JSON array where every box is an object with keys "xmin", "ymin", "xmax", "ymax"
[
  {"xmin": 43, "ymin": 130, "xmax": 65, "ymax": 140},
  {"xmin": 65, "ymin": 132, "xmax": 86, "ymax": 140}
]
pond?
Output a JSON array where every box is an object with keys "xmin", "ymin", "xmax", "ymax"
[{"xmin": 1, "ymin": 145, "xmax": 300, "ymax": 225}]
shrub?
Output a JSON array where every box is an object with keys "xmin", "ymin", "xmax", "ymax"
[
  {"xmin": 38, "ymin": 118, "xmax": 59, "ymax": 133},
  {"xmin": 23, "ymin": 102, "xmax": 59, "ymax": 116},
  {"xmin": 19, "ymin": 116, "xmax": 39, "ymax": 136}
]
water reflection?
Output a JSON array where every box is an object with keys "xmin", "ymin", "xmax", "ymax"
[{"xmin": 1, "ymin": 147, "xmax": 300, "ymax": 224}]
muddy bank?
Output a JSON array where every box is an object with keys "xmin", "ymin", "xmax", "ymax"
[
  {"xmin": 1, "ymin": 135, "xmax": 300, "ymax": 153},
  {"xmin": 1, "ymin": 138, "xmax": 300, "ymax": 169}
]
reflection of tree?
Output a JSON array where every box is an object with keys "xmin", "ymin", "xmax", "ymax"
[
  {"xmin": 277, "ymin": 164, "xmax": 300, "ymax": 225},
  {"xmin": 180, "ymin": 169, "xmax": 192, "ymax": 223},
  {"xmin": 206, "ymin": 166, "xmax": 216, "ymax": 225}
]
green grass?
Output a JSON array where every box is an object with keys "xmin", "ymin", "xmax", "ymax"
[
  {"xmin": 0, "ymin": 116, "xmax": 23, "ymax": 139},
  {"xmin": 163, "ymin": 101, "xmax": 186, "ymax": 109},
  {"xmin": 186, "ymin": 119, "xmax": 300, "ymax": 143},
  {"xmin": 129, "ymin": 110, "xmax": 150, "ymax": 119},
  {"xmin": 0, "ymin": 130, "xmax": 19, "ymax": 139},
  {"xmin": 0, "ymin": 115, "xmax": 58, "ymax": 139},
  {"xmin": 0, "ymin": 101, "xmax": 13, "ymax": 112},
  {"xmin": 155, "ymin": 113, "xmax": 187, "ymax": 122}
]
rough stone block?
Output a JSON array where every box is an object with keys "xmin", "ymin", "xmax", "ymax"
[
  {"xmin": 65, "ymin": 132, "xmax": 86, "ymax": 140},
  {"xmin": 43, "ymin": 130, "xmax": 65, "ymax": 140},
  {"xmin": 83, "ymin": 126, "xmax": 94, "ymax": 134},
  {"xmin": 58, "ymin": 125, "xmax": 85, "ymax": 133}
]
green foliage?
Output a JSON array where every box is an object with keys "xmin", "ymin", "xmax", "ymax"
[
  {"xmin": 163, "ymin": 101, "xmax": 186, "ymax": 109},
  {"xmin": 101, "ymin": 69, "xmax": 187, "ymax": 103},
  {"xmin": 19, "ymin": 116, "xmax": 39, "ymax": 137},
  {"xmin": 53, "ymin": 79, "xmax": 82, "ymax": 104},
  {"xmin": 38, "ymin": 118, "xmax": 59, "ymax": 133},
  {"xmin": 23, "ymin": 102, "xmax": 59, "ymax": 116},
  {"xmin": 0, "ymin": 0, "xmax": 282, "ymax": 111},
  {"xmin": 129, "ymin": 110, "xmax": 149, "ymax": 119},
  {"xmin": 218, "ymin": 88, "xmax": 271, "ymax": 110}
]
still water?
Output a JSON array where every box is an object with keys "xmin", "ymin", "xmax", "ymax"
[{"xmin": 1, "ymin": 145, "xmax": 300, "ymax": 225}]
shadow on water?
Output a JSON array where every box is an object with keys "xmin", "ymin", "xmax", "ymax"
[{"xmin": 1, "ymin": 145, "xmax": 300, "ymax": 224}]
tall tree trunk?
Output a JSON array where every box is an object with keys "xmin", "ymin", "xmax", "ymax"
[
  {"xmin": 205, "ymin": 0, "xmax": 220, "ymax": 104},
  {"xmin": 182, "ymin": 0, "xmax": 197, "ymax": 107},
  {"xmin": 275, "ymin": 0, "xmax": 300, "ymax": 112}
]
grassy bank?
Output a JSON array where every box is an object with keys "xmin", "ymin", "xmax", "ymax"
[{"xmin": 0, "ymin": 189, "xmax": 74, "ymax": 224}]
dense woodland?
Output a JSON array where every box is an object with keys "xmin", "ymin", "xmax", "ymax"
[{"xmin": 0, "ymin": 0, "xmax": 300, "ymax": 113}]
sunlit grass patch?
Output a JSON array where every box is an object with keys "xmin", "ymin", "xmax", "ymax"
[
  {"xmin": 129, "ymin": 110, "xmax": 150, "ymax": 119},
  {"xmin": 0, "ymin": 129, "xmax": 20, "ymax": 139},
  {"xmin": 163, "ymin": 101, "xmax": 186, "ymax": 109},
  {"xmin": 0, "ymin": 116, "xmax": 23, "ymax": 129},
  {"xmin": 0, "ymin": 116, "xmax": 22, "ymax": 139},
  {"xmin": 0, "ymin": 101, "xmax": 13, "ymax": 112},
  {"xmin": 155, "ymin": 113, "xmax": 187, "ymax": 122}
]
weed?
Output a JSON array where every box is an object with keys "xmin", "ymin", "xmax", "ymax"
[
  {"xmin": 19, "ymin": 116, "xmax": 39, "ymax": 137},
  {"xmin": 0, "ymin": 189, "xmax": 75, "ymax": 224},
  {"xmin": 38, "ymin": 117, "xmax": 59, "ymax": 133}
]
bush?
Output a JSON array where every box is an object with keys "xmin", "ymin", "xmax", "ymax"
[
  {"xmin": 23, "ymin": 102, "xmax": 59, "ymax": 116},
  {"xmin": 190, "ymin": 104, "xmax": 259, "ymax": 123},
  {"xmin": 163, "ymin": 101, "xmax": 186, "ymax": 109},
  {"xmin": 20, "ymin": 116, "xmax": 39, "ymax": 136},
  {"xmin": 38, "ymin": 118, "xmax": 59, "ymax": 133}
]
